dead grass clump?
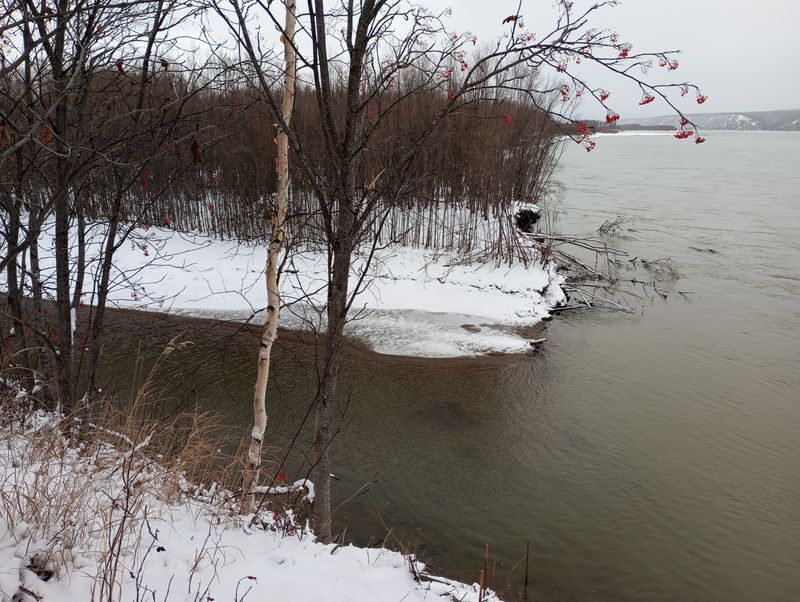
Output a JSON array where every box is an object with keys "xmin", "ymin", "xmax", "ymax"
[
  {"xmin": 0, "ymin": 370, "xmax": 237, "ymax": 601},
  {"xmin": 597, "ymin": 215, "xmax": 628, "ymax": 237}
]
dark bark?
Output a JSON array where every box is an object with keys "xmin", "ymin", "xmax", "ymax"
[
  {"xmin": 71, "ymin": 210, "xmax": 86, "ymax": 310},
  {"xmin": 311, "ymin": 234, "xmax": 353, "ymax": 541},
  {"xmin": 27, "ymin": 209, "xmax": 52, "ymax": 401},
  {"xmin": 3, "ymin": 203, "xmax": 31, "ymax": 377},
  {"xmin": 87, "ymin": 194, "xmax": 122, "ymax": 395},
  {"xmin": 52, "ymin": 0, "xmax": 74, "ymax": 410},
  {"xmin": 53, "ymin": 183, "xmax": 73, "ymax": 408}
]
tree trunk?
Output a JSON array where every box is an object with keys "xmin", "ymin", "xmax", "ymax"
[
  {"xmin": 308, "ymin": 4, "xmax": 365, "ymax": 535},
  {"xmin": 51, "ymin": 0, "xmax": 74, "ymax": 412},
  {"xmin": 3, "ymin": 203, "xmax": 30, "ymax": 378},
  {"xmin": 28, "ymin": 208, "xmax": 52, "ymax": 405},
  {"xmin": 87, "ymin": 196, "xmax": 122, "ymax": 396},
  {"xmin": 71, "ymin": 210, "xmax": 86, "ymax": 311},
  {"xmin": 311, "ymin": 351, "xmax": 338, "ymax": 541},
  {"xmin": 311, "ymin": 235, "xmax": 352, "ymax": 542},
  {"xmin": 54, "ymin": 182, "xmax": 73, "ymax": 410},
  {"xmin": 240, "ymin": 0, "xmax": 296, "ymax": 514}
]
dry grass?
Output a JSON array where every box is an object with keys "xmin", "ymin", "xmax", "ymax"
[
  {"xmin": 640, "ymin": 257, "xmax": 681, "ymax": 280},
  {"xmin": 0, "ymin": 352, "xmax": 242, "ymax": 601}
]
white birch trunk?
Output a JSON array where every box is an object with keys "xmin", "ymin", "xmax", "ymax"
[{"xmin": 241, "ymin": 0, "xmax": 296, "ymax": 514}]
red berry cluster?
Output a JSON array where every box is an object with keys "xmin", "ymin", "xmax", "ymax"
[{"xmin": 436, "ymin": 66, "xmax": 455, "ymax": 81}]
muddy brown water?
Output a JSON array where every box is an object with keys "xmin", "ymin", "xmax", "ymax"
[{"xmin": 99, "ymin": 131, "xmax": 800, "ymax": 601}]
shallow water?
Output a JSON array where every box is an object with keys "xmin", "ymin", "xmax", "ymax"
[{"xmin": 101, "ymin": 131, "xmax": 800, "ymax": 600}]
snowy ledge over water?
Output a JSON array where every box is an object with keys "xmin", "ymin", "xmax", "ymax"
[{"xmin": 4, "ymin": 222, "xmax": 566, "ymax": 358}]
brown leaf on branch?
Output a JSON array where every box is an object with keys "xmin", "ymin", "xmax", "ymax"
[
  {"xmin": 160, "ymin": 58, "xmax": 169, "ymax": 70},
  {"xmin": 191, "ymin": 138, "xmax": 202, "ymax": 163},
  {"xmin": 40, "ymin": 126, "xmax": 54, "ymax": 145},
  {"xmin": 115, "ymin": 59, "xmax": 125, "ymax": 75},
  {"xmin": 502, "ymin": 15, "xmax": 519, "ymax": 24}
]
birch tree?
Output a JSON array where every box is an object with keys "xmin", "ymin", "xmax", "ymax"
[{"xmin": 240, "ymin": 0, "xmax": 297, "ymax": 513}]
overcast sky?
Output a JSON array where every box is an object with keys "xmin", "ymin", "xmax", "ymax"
[{"xmin": 422, "ymin": 0, "xmax": 800, "ymax": 119}]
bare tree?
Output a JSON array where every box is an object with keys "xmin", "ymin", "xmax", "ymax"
[{"xmin": 213, "ymin": 0, "xmax": 705, "ymax": 542}]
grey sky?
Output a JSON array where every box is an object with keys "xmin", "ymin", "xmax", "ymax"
[{"xmin": 423, "ymin": 0, "xmax": 800, "ymax": 119}]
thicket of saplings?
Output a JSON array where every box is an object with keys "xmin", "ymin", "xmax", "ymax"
[{"xmin": 2, "ymin": 65, "xmax": 563, "ymax": 265}]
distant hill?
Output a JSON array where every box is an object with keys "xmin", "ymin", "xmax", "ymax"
[{"xmin": 619, "ymin": 109, "xmax": 800, "ymax": 131}]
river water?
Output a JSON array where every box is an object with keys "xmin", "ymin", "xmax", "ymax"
[{"xmin": 101, "ymin": 131, "xmax": 800, "ymax": 600}]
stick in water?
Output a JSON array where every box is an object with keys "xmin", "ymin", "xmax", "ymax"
[{"xmin": 524, "ymin": 540, "xmax": 530, "ymax": 600}]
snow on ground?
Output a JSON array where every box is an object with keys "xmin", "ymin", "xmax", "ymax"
[
  {"xmin": 3, "ymin": 220, "xmax": 565, "ymax": 357},
  {"xmin": 0, "ymin": 409, "xmax": 500, "ymax": 602}
]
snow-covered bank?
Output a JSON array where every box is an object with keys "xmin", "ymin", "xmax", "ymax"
[
  {"xmin": 2, "ymin": 221, "xmax": 565, "ymax": 357},
  {"xmin": 0, "ymin": 406, "xmax": 500, "ymax": 602},
  {"xmin": 592, "ymin": 130, "xmax": 676, "ymax": 137}
]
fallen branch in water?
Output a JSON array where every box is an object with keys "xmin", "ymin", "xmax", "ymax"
[
  {"xmin": 519, "ymin": 231, "xmax": 627, "ymax": 280},
  {"xmin": 550, "ymin": 305, "xmax": 588, "ymax": 313},
  {"xmin": 565, "ymin": 287, "xmax": 635, "ymax": 313},
  {"xmin": 575, "ymin": 289, "xmax": 593, "ymax": 309}
]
